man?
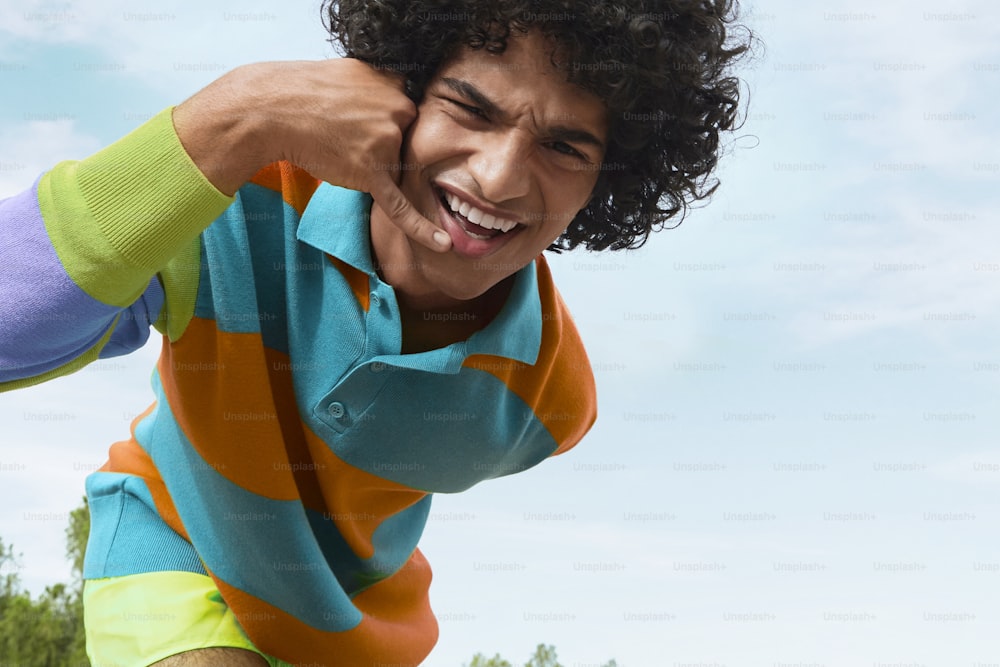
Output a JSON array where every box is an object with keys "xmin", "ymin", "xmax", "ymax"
[{"xmin": 0, "ymin": 1, "xmax": 749, "ymax": 664}]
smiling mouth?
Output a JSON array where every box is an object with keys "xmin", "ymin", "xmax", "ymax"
[{"xmin": 437, "ymin": 189, "xmax": 522, "ymax": 240}]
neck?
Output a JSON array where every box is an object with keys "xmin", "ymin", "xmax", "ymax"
[{"xmin": 394, "ymin": 278, "xmax": 513, "ymax": 354}]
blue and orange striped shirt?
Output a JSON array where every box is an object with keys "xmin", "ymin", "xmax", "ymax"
[{"xmin": 0, "ymin": 108, "xmax": 597, "ymax": 664}]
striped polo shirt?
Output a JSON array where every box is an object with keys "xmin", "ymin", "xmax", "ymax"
[{"xmin": 0, "ymin": 108, "xmax": 597, "ymax": 664}]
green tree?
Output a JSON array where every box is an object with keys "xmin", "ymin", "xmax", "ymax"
[
  {"xmin": 66, "ymin": 498, "xmax": 90, "ymax": 592},
  {"xmin": 465, "ymin": 643, "xmax": 617, "ymax": 667},
  {"xmin": 525, "ymin": 643, "xmax": 562, "ymax": 667},
  {"xmin": 466, "ymin": 653, "xmax": 514, "ymax": 667},
  {"xmin": 64, "ymin": 497, "xmax": 90, "ymax": 664},
  {"xmin": 0, "ymin": 497, "xmax": 90, "ymax": 667}
]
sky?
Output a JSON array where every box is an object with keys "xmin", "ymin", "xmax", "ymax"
[{"xmin": 1, "ymin": 1, "xmax": 1000, "ymax": 665}]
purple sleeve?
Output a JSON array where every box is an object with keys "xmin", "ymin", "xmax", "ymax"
[{"xmin": 0, "ymin": 177, "xmax": 164, "ymax": 382}]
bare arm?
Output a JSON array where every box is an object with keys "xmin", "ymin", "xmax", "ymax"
[{"xmin": 172, "ymin": 59, "xmax": 451, "ymax": 252}]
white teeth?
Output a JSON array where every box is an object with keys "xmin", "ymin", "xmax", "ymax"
[{"xmin": 441, "ymin": 189, "xmax": 519, "ymax": 234}]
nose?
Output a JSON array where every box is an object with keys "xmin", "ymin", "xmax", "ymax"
[{"xmin": 467, "ymin": 129, "xmax": 532, "ymax": 203}]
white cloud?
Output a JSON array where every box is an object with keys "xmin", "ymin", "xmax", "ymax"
[
  {"xmin": 1, "ymin": 0, "xmax": 334, "ymax": 97},
  {"xmin": 673, "ymin": 0, "xmax": 1000, "ymax": 353},
  {"xmin": 0, "ymin": 119, "xmax": 102, "ymax": 195}
]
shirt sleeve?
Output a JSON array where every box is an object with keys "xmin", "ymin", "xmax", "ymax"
[{"xmin": 0, "ymin": 107, "xmax": 234, "ymax": 391}]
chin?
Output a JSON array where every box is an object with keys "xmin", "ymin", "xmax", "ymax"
[
  {"xmin": 433, "ymin": 276, "xmax": 498, "ymax": 303},
  {"xmin": 407, "ymin": 236, "xmax": 517, "ymax": 305}
]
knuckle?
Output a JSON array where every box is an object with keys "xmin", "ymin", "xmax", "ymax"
[
  {"xmin": 375, "ymin": 185, "xmax": 408, "ymax": 220},
  {"xmin": 390, "ymin": 201, "xmax": 414, "ymax": 226}
]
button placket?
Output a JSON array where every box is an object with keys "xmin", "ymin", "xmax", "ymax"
[
  {"xmin": 310, "ymin": 278, "xmax": 401, "ymax": 435},
  {"xmin": 364, "ymin": 279, "xmax": 402, "ymax": 359}
]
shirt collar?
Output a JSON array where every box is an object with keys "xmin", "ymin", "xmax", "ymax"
[
  {"xmin": 297, "ymin": 182, "xmax": 376, "ymax": 275},
  {"xmin": 465, "ymin": 260, "xmax": 541, "ymax": 366},
  {"xmin": 297, "ymin": 183, "xmax": 542, "ymax": 366}
]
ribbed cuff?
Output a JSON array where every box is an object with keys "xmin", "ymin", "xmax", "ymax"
[{"xmin": 39, "ymin": 107, "xmax": 234, "ymax": 306}]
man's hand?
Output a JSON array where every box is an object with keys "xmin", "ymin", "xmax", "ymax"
[{"xmin": 172, "ymin": 59, "xmax": 451, "ymax": 252}]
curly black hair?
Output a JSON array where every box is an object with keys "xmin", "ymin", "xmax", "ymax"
[{"xmin": 322, "ymin": 0, "xmax": 752, "ymax": 252}]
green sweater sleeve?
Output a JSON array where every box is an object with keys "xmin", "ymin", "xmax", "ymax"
[{"xmin": 38, "ymin": 107, "xmax": 235, "ymax": 339}]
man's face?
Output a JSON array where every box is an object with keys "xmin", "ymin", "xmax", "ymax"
[{"xmin": 371, "ymin": 30, "xmax": 609, "ymax": 305}]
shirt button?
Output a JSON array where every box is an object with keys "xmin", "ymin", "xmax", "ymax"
[
  {"xmin": 327, "ymin": 402, "xmax": 346, "ymax": 419},
  {"xmin": 369, "ymin": 292, "xmax": 381, "ymax": 308},
  {"xmin": 370, "ymin": 361, "xmax": 386, "ymax": 374}
]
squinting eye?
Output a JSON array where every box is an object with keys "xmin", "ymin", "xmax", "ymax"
[
  {"xmin": 548, "ymin": 142, "xmax": 585, "ymax": 159},
  {"xmin": 450, "ymin": 99, "xmax": 486, "ymax": 119}
]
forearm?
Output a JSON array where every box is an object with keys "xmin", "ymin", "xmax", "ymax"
[{"xmin": 172, "ymin": 66, "xmax": 270, "ymax": 197}]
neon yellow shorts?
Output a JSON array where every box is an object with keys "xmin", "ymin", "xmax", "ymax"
[{"xmin": 83, "ymin": 571, "xmax": 293, "ymax": 667}]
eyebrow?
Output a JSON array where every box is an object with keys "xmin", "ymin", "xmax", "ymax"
[{"xmin": 440, "ymin": 76, "xmax": 606, "ymax": 151}]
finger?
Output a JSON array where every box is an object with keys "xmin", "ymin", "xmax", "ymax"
[{"xmin": 368, "ymin": 172, "xmax": 452, "ymax": 252}]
